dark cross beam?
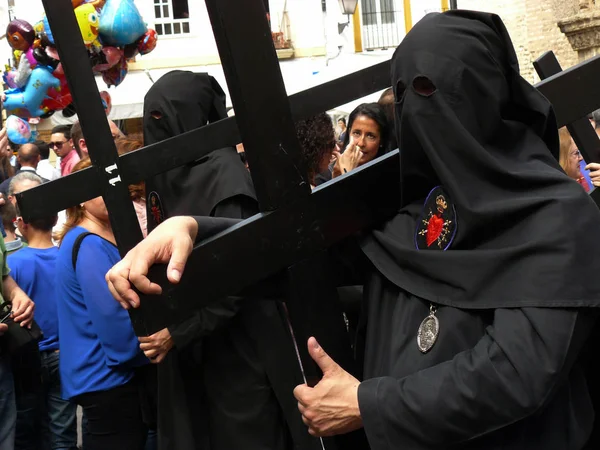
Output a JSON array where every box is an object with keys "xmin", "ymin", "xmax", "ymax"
[
  {"xmin": 17, "ymin": 62, "xmax": 391, "ymax": 218},
  {"xmin": 18, "ymin": 1, "xmax": 391, "ymax": 449},
  {"xmin": 535, "ymin": 53, "xmax": 600, "ymax": 128},
  {"xmin": 533, "ymin": 51, "xmax": 600, "ymax": 207},
  {"xmin": 38, "ymin": 0, "xmax": 148, "ymax": 330},
  {"xmin": 39, "ymin": 0, "xmax": 143, "ymax": 251},
  {"xmin": 107, "ymin": 47, "xmax": 600, "ymax": 334}
]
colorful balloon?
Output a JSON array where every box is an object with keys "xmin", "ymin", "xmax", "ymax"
[
  {"xmin": 6, "ymin": 115, "xmax": 37, "ymax": 145},
  {"xmin": 32, "ymin": 47, "xmax": 59, "ymax": 70},
  {"xmin": 138, "ymin": 29, "xmax": 157, "ymax": 55},
  {"xmin": 4, "ymin": 66, "xmax": 60, "ymax": 118},
  {"xmin": 42, "ymin": 64, "xmax": 72, "ymax": 113},
  {"xmin": 92, "ymin": 46, "xmax": 123, "ymax": 72},
  {"xmin": 3, "ymin": 67, "xmax": 18, "ymax": 89},
  {"xmin": 42, "ymin": 85, "xmax": 73, "ymax": 113},
  {"xmin": 6, "ymin": 19, "xmax": 35, "ymax": 52},
  {"xmin": 100, "ymin": 91, "xmax": 112, "ymax": 116},
  {"xmin": 123, "ymin": 42, "xmax": 139, "ymax": 60},
  {"xmin": 35, "ymin": 15, "xmax": 55, "ymax": 45},
  {"xmin": 99, "ymin": 0, "xmax": 147, "ymax": 46},
  {"xmin": 75, "ymin": 3, "xmax": 100, "ymax": 46},
  {"xmin": 14, "ymin": 53, "xmax": 34, "ymax": 89},
  {"xmin": 101, "ymin": 56, "xmax": 127, "ymax": 87},
  {"xmin": 3, "ymin": 0, "xmax": 156, "ymax": 119}
]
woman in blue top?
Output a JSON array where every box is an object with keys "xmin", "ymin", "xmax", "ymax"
[{"xmin": 54, "ymin": 158, "xmax": 149, "ymax": 450}]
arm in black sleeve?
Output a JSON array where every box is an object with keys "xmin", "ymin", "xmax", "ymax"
[
  {"xmin": 169, "ymin": 195, "xmax": 258, "ymax": 349},
  {"xmin": 358, "ymin": 307, "xmax": 597, "ymax": 448},
  {"xmin": 169, "ymin": 295, "xmax": 243, "ymax": 349},
  {"xmin": 212, "ymin": 194, "xmax": 258, "ymax": 220},
  {"xmin": 171, "ymin": 202, "xmax": 368, "ymax": 348}
]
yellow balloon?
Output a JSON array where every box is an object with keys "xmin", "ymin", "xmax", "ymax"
[{"xmin": 74, "ymin": 4, "xmax": 100, "ymax": 45}]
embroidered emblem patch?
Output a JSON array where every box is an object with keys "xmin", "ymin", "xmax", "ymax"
[
  {"xmin": 148, "ymin": 191, "xmax": 164, "ymax": 226},
  {"xmin": 415, "ymin": 186, "xmax": 457, "ymax": 250}
]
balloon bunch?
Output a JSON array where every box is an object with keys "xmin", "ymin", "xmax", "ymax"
[{"xmin": 2, "ymin": 0, "xmax": 157, "ymax": 143}]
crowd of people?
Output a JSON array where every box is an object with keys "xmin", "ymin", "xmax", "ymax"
[
  {"xmin": 1, "ymin": 8, "xmax": 600, "ymax": 450},
  {"xmin": 0, "ymin": 121, "xmax": 156, "ymax": 450}
]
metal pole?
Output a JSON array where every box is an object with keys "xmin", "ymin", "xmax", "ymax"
[
  {"xmin": 404, "ymin": 0, "xmax": 412, "ymax": 33},
  {"xmin": 450, "ymin": 0, "xmax": 458, "ymax": 9},
  {"xmin": 353, "ymin": 1, "xmax": 363, "ymax": 52}
]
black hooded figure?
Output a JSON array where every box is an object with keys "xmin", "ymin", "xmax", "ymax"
[
  {"xmin": 291, "ymin": 10, "xmax": 600, "ymax": 450},
  {"xmin": 143, "ymin": 71, "xmax": 295, "ymax": 450},
  {"xmin": 144, "ymin": 71, "xmax": 257, "ymax": 223},
  {"xmin": 353, "ymin": 10, "xmax": 600, "ymax": 449}
]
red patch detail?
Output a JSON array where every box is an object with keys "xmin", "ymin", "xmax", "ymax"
[
  {"xmin": 415, "ymin": 186, "xmax": 457, "ymax": 251},
  {"xmin": 426, "ymin": 215, "xmax": 444, "ymax": 247},
  {"xmin": 148, "ymin": 191, "xmax": 164, "ymax": 226},
  {"xmin": 151, "ymin": 206, "xmax": 162, "ymax": 225}
]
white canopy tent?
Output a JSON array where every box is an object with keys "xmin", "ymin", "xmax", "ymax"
[{"xmin": 37, "ymin": 49, "xmax": 393, "ymax": 130}]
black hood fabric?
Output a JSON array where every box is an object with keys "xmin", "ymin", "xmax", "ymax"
[
  {"xmin": 361, "ymin": 10, "xmax": 600, "ymax": 309},
  {"xmin": 143, "ymin": 70, "xmax": 256, "ymax": 230}
]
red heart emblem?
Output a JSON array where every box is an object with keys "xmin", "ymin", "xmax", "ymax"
[{"xmin": 426, "ymin": 215, "xmax": 444, "ymax": 247}]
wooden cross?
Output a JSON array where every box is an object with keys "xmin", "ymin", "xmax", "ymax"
[
  {"xmin": 17, "ymin": 1, "xmax": 395, "ymax": 449},
  {"xmin": 17, "ymin": 0, "xmax": 600, "ymax": 447}
]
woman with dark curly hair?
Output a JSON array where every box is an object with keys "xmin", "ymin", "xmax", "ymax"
[{"xmin": 295, "ymin": 113, "xmax": 336, "ymax": 187}]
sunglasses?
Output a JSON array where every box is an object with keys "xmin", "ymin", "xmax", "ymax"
[{"xmin": 49, "ymin": 141, "xmax": 67, "ymax": 149}]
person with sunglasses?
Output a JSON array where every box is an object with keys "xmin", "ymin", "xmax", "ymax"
[{"xmin": 50, "ymin": 125, "xmax": 80, "ymax": 177}]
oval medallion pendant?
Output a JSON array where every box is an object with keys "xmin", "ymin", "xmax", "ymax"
[{"xmin": 417, "ymin": 308, "xmax": 439, "ymax": 354}]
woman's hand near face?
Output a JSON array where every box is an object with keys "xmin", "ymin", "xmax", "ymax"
[{"xmin": 332, "ymin": 137, "xmax": 363, "ymax": 179}]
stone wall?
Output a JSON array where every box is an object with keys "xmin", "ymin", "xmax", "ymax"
[{"xmin": 457, "ymin": 0, "xmax": 579, "ymax": 83}]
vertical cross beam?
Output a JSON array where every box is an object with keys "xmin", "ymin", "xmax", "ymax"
[
  {"xmin": 205, "ymin": 0, "xmax": 310, "ymax": 211},
  {"xmin": 204, "ymin": 2, "xmax": 366, "ymax": 448},
  {"xmin": 42, "ymin": 0, "xmax": 146, "ymax": 330}
]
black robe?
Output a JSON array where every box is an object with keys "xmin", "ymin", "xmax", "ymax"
[
  {"xmin": 352, "ymin": 11, "xmax": 600, "ymax": 449},
  {"xmin": 143, "ymin": 71, "xmax": 296, "ymax": 450},
  {"xmin": 358, "ymin": 271, "xmax": 596, "ymax": 449}
]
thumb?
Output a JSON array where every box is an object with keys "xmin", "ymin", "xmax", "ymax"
[{"xmin": 307, "ymin": 337, "xmax": 338, "ymax": 375}]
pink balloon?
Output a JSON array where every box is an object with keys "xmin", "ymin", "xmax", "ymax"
[
  {"xmin": 45, "ymin": 46, "xmax": 60, "ymax": 61},
  {"xmin": 102, "ymin": 57, "xmax": 127, "ymax": 87},
  {"xmin": 93, "ymin": 46, "xmax": 123, "ymax": 72}
]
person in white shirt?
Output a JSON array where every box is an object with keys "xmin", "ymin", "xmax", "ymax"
[{"xmin": 35, "ymin": 141, "xmax": 60, "ymax": 181}]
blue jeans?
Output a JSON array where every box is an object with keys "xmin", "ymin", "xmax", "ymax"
[
  {"xmin": 41, "ymin": 351, "xmax": 78, "ymax": 450},
  {"xmin": 14, "ymin": 350, "xmax": 77, "ymax": 450},
  {"xmin": 0, "ymin": 357, "xmax": 16, "ymax": 450}
]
